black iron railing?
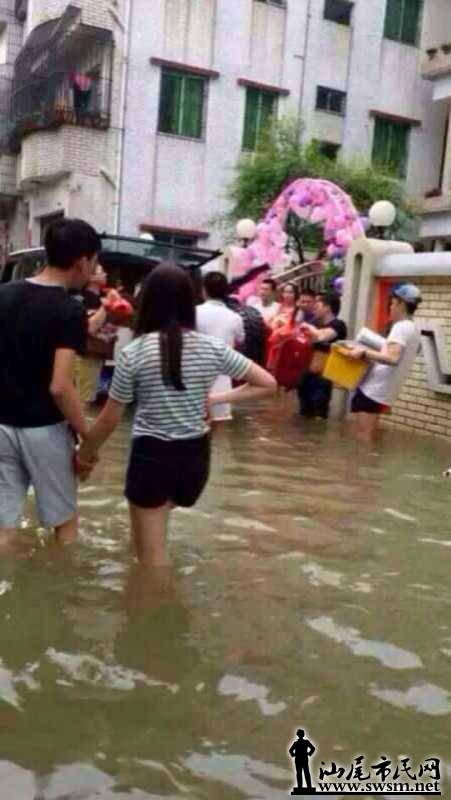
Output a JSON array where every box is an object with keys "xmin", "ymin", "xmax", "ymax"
[
  {"xmin": 11, "ymin": 72, "xmax": 112, "ymax": 136},
  {"xmin": 0, "ymin": 67, "xmax": 12, "ymax": 154},
  {"xmin": 10, "ymin": 6, "xmax": 114, "ymax": 145}
]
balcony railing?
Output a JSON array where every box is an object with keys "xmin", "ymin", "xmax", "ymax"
[
  {"xmin": 11, "ymin": 72, "xmax": 112, "ymax": 142},
  {"xmin": 0, "ymin": 67, "xmax": 13, "ymax": 154},
  {"xmin": 422, "ymin": 45, "xmax": 451, "ymax": 80},
  {"xmin": 10, "ymin": 4, "xmax": 114, "ymax": 146}
]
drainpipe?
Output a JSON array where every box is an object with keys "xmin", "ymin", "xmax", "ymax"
[
  {"xmin": 298, "ymin": 0, "xmax": 312, "ymax": 140},
  {"xmin": 114, "ymin": 0, "xmax": 133, "ymax": 235}
]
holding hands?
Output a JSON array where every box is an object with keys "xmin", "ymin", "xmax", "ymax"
[{"xmin": 73, "ymin": 437, "xmax": 99, "ymax": 482}]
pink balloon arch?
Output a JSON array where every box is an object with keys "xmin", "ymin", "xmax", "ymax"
[{"xmin": 230, "ymin": 177, "xmax": 365, "ymax": 301}]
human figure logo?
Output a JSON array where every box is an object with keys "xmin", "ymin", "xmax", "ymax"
[
  {"xmin": 289, "ymin": 729, "xmax": 316, "ymax": 795},
  {"xmin": 287, "ymin": 729, "xmax": 441, "ymax": 796}
]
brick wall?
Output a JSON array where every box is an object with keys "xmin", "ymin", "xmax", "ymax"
[
  {"xmin": 383, "ymin": 277, "xmax": 451, "ymax": 439},
  {"xmin": 20, "ymin": 127, "xmax": 107, "ymax": 183}
]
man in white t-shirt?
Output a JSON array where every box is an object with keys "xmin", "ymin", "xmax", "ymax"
[
  {"xmin": 246, "ymin": 278, "xmax": 280, "ymax": 324},
  {"xmin": 197, "ymin": 272, "xmax": 245, "ymax": 421},
  {"xmin": 346, "ymin": 284, "xmax": 422, "ymax": 441}
]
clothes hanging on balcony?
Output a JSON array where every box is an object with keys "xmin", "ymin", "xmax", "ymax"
[{"xmin": 70, "ymin": 72, "xmax": 93, "ymax": 118}]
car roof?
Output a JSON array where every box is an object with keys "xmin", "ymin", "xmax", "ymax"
[{"xmin": 7, "ymin": 247, "xmax": 45, "ymax": 258}]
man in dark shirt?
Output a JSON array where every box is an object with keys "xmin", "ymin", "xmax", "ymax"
[
  {"xmin": 299, "ymin": 288, "xmax": 316, "ymax": 324},
  {"xmin": 297, "ymin": 292, "xmax": 347, "ymax": 419},
  {"xmin": 0, "ymin": 218, "xmax": 101, "ymax": 547}
]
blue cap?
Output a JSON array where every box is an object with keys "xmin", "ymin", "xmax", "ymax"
[{"xmin": 391, "ymin": 283, "xmax": 422, "ymax": 307}]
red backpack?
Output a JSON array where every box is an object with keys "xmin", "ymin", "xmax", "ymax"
[{"xmin": 273, "ymin": 335, "xmax": 313, "ymax": 390}]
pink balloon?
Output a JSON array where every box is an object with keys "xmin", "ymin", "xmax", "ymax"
[
  {"xmin": 289, "ymin": 196, "xmax": 302, "ymax": 213},
  {"xmin": 327, "ymin": 244, "xmax": 342, "ymax": 259},
  {"xmin": 324, "ymin": 227, "xmax": 337, "ymax": 241},
  {"xmin": 267, "ymin": 245, "xmax": 283, "ymax": 265},
  {"xmin": 333, "ymin": 214, "xmax": 347, "ymax": 229},
  {"xmin": 296, "ymin": 206, "xmax": 311, "ymax": 220},
  {"xmin": 272, "ymin": 231, "xmax": 288, "ymax": 248},
  {"xmin": 250, "ymin": 243, "xmax": 265, "ymax": 261},
  {"xmin": 335, "ymin": 230, "xmax": 348, "ymax": 248},
  {"xmin": 233, "ymin": 248, "xmax": 253, "ymax": 273},
  {"xmin": 298, "ymin": 191, "xmax": 312, "ymax": 207},
  {"xmin": 311, "ymin": 206, "xmax": 328, "ymax": 224}
]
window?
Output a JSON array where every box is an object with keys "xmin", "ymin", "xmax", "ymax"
[
  {"xmin": 324, "ymin": 0, "xmax": 353, "ymax": 25},
  {"xmin": 316, "ymin": 86, "xmax": 347, "ymax": 115},
  {"xmin": 152, "ymin": 231, "xmax": 198, "ymax": 248},
  {"xmin": 384, "ymin": 0, "xmax": 422, "ymax": 46},
  {"xmin": 314, "ymin": 140, "xmax": 341, "ymax": 160},
  {"xmin": 372, "ymin": 117, "xmax": 410, "ymax": 177},
  {"xmin": 158, "ymin": 69, "xmax": 205, "ymax": 139},
  {"xmin": 242, "ymin": 88, "xmax": 277, "ymax": 151}
]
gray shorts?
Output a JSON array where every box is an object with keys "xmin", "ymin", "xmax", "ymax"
[{"xmin": 0, "ymin": 422, "xmax": 77, "ymax": 529}]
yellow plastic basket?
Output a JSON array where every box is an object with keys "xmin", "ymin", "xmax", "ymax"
[{"xmin": 322, "ymin": 343, "xmax": 369, "ymax": 390}]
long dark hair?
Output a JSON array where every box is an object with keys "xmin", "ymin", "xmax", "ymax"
[
  {"xmin": 281, "ymin": 281, "xmax": 300, "ymax": 325},
  {"xmin": 135, "ymin": 263, "xmax": 196, "ymax": 391}
]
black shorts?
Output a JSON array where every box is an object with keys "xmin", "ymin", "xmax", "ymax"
[
  {"xmin": 125, "ymin": 434, "xmax": 211, "ymax": 509},
  {"xmin": 351, "ymin": 389, "xmax": 389, "ymax": 415}
]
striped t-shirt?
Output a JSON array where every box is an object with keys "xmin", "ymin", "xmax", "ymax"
[{"xmin": 109, "ymin": 330, "xmax": 251, "ymax": 440}]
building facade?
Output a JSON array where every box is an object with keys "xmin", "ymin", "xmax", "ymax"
[
  {"xmin": 1, "ymin": 0, "xmax": 129, "ymax": 253},
  {"xmin": 0, "ymin": 0, "xmax": 448, "ymax": 253},
  {"xmin": 119, "ymin": 0, "xmax": 447, "ymax": 249}
]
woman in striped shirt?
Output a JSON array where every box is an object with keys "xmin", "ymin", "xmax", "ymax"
[{"xmin": 79, "ymin": 263, "xmax": 276, "ymax": 567}]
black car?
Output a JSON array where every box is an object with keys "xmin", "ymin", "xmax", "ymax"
[{"xmin": 0, "ymin": 234, "xmax": 221, "ymax": 299}]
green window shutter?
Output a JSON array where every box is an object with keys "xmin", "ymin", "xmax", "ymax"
[
  {"xmin": 181, "ymin": 75, "xmax": 203, "ymax": 138},
  {"xmin": 384, "ymin": 0, "xmax": 402, "ymax": 41},
  {"xmin": 388, "ymin": 122, "xmax": 409, "ymax": 176},
  {"xmin": 372, "ymin": 117, "xmax": 390, "ymax": 168},
  {"xmin": 158, "ymin": 71, "xmax": 182, "ymax": 135},
  {"xmin": 256, "ymin": 91, "xmax": 276, "ymax": 148},
  {"xmin": 372, "ymin": 117, "xmax": 409, "ymax": 177},
  {"xmin": 243, "ymin": 88, "xmax": 260, "ymax": 150},
  {"xmin": 401, "ymin": 0, "xmax": 422, "ymax": 45}
]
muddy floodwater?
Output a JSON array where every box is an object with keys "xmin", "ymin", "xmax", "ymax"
[{"xmin": 1, "ymin": 396, "xmax": 451, "ymax": 798}]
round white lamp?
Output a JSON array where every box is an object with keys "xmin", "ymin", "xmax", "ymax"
[
  {"xmin": 236, "ymin": 218, "xmax": 257, "ymax": 244},
  {"xmin": 368, "ymin": 201, "xmax": 396, "ymax": 229},
  {"xmin": 139, "ymin": 232, "xmax": 154, "ymax": 242}
]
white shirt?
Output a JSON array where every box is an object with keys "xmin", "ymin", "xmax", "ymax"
[
  {"xmin": 196, "ymin": 300, "xmax": 245, "ymax": 346},
  {"xmin": 359, "ymin": 319, "xmax": 420, "ymax": 406},
  {"xmin": 246, "ymin": 296, "xmax": 280, "ymax": 323}
]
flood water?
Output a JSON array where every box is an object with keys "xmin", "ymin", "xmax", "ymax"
[{"xmin": 1, "ymin": 395, "xmax": 451, "ymax": 798}]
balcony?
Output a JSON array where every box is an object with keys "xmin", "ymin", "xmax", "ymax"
[
  {"xmin": 0, "ymin": 68, "xmax": 13, "ymax": 155},
  {"xmin": 422, "ymin": 45, "xmax": 451, "ymax": 101},
  {"xmin": 422, "ymin": 192, "xmax": 451, "ymax": 215},
  {"xmin": 10, "ymin": 4, "xmax": 113, "ymax": 149}
]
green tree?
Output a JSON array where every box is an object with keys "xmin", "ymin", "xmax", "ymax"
[{"xmin": 225, "ymin": 118, "xmax": 418, "ymax": 263}]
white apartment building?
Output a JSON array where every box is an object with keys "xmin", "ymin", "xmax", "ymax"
[
  {"xmin": 119, "ymin": 0, "xmax": 447, "ymax": 250},
  {"xmin": 0, "ymin": 0, "xmax": 449, "ymax": 254},
  {"xmin": 419, "ymin": 0, "xmax": 451, "ymax": 248},
  {"xmin": 0, "ymin": 0, "xmax": 129, "ymax": 253}
]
